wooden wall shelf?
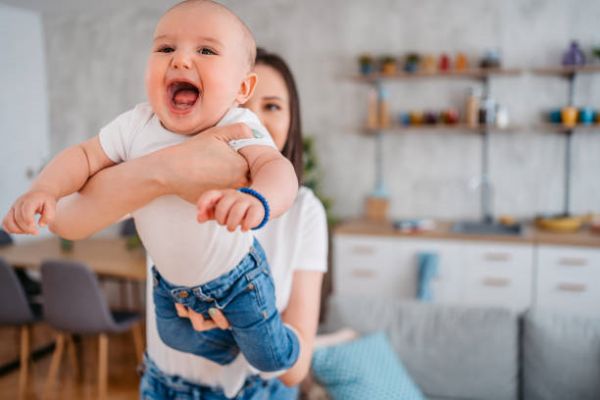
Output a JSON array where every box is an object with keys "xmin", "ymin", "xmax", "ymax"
[
  {"xmin": 363, "ymin": 124, "xmax": 519, "ymax": 134},
  {"xmin": 540, "ymin": 123, "xmax": 600, "ymax": 132},
  {"xmin": 532, "ymin": 65, "xmax": 600, "ymax": 77},
  {"xmin": 352, "ymin": 68, "xmax": 523, "ymax": 82}
]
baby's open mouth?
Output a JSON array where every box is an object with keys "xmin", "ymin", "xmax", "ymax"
[{"xmin": 168, "ymin": 81, "xmax": 200, "ymax": 110}]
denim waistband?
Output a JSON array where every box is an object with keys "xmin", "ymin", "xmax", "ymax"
[
  {"xmin": 141, "ymin": 353, "xmax": 262, "ymax": 399},
  {"xmin": 152, "ymin": 238, "xmax": 267, "ymax": 302}
]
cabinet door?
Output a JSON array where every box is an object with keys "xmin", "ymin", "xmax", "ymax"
[
  {"xmin": 462, "ymin": 243, "xmax": 534, "ymax": 311},
  {"xmin": 333, "ymin": 235, "xmax": 463, "ymax": 301},
  {"xmin": 396, "ymin": 239, "xmax": 463, "ymax": 304},
  {"xmin": 334, "ymin": 235, "xmax": 411, "ymax": 298},
  {"xmin": 536, "ymin": 245, "xmax": 600, "ymax": 317}
]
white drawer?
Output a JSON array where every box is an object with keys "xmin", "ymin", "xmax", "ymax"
[
  {"xmin": 333, "ymin": 235, "xmax": 463, "ymax": 301},
  {"xmin": 462, "ymin": 243, "xmax": 534, "ymax": 311},
  {"xmin": 334, "ymin": 235, "xmax": 399, "ymax": 270},
  {"xmin": 535, "ymin": 246, "xmax": 600, "ymax": 316},
  {"xmin": 334, "ymin": 235, "xmax": 409, "ymax": 298}
]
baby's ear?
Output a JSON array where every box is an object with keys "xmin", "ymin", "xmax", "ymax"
[{"xmin": 235, "ymin": 72, "xmax": 258, "ymax": 105}]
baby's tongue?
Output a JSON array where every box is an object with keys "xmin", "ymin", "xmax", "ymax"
[{"xmin": 173, "ymin": 89, "xmax": 198, "ymax": 106}]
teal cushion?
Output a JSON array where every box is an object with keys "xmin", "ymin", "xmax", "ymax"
[{"xmin": 312, "ymin": 332, "xmax": 424, "ymax": 400}]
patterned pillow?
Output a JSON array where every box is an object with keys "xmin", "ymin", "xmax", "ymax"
[{"xmin": 311, "ymin": 332, "xmax": 424, "ymax": 400}]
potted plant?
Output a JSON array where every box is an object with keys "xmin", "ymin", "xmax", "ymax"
[
  {"xmin": 358, "ymin": 53, "xmax": 374, "ymax": 76},
  {"xmin": 380, "ymin": 55, "xmax": 397, "ymax": 76},
  {"xmin": 404, "ymin": 53, "xmax": 421, "ymax": 73}
]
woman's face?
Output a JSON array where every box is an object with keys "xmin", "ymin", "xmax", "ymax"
[{"xmin": 243, "ymin": 64, "xmax": 290, "ymax": 151}]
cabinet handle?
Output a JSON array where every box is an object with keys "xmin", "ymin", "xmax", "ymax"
[
  {"xmin": 482, "ymin": 277, "xmax": 510, "ymax": 287},
  {"xmin": 484, "ymin": 253, "xmax": 512, "ymax": 262},
  {"xmin": 557, "ymin": 283, "xmax": 586, "ymax": 293},
  {"xmin": 351, "ymin": 268, "xmax": 376, "ymax": 278},
  {"xmin": 558, "ymin": 258, "xmax": 587, "ymax": 267},
  {"xmin": 350, "ymin": 245, "xmax": 375, "ymax": 255}
]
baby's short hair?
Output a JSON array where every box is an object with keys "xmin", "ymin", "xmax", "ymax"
[{"xmin": 168, "ymin": 0, "xmax": 257, "ymax": 70}]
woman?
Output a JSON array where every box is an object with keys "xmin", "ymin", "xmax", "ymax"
[{"xmin": 50, "ymin": 48, "xmax": 327, "ymax": 399}]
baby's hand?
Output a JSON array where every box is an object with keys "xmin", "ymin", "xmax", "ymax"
[
  {"xmin": 2, "ymin": 190, "xmax": 57, "ymax": 235},
  {"xmin": 197, "ymin": 189, "xmax": 264, "ymax": 232}
]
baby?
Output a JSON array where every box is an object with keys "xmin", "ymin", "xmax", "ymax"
[{"xmin": 3, "ymin": 0, "xmax": 300, "ymax": 372}]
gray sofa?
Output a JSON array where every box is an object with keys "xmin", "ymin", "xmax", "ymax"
[{"xmin": 319, "ymin": 295, "xmax": 600, "ymax": 400}]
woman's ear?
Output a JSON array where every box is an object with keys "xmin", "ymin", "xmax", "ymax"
[{"xmin": 235, "ymin": 72, "xmax": 258, "ymax": 105}]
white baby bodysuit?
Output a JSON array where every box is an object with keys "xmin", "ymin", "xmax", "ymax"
[{"xmin": 99, "ymin": 103, "xmax": 275, "ymax": 286}]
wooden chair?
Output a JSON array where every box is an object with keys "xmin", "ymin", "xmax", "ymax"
[
  {"xmin": 0, "ymin": 257, "xmax": 42, "ymax": 400},
  {"xmin": 41, "ymin": 260, "xmax": 143, "ymax": 400}
]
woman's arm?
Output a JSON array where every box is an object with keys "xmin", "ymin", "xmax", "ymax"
[
  {"xmin": 50, "ymin": 124, "xmax": 253, "ymax": 240},
  {"xmin": 278, "ymin": 270, "xmax": 324, "ymax": 386}
]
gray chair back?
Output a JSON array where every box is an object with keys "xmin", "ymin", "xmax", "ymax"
[
  {"xmin": 41, "ymin": 260, "xmax": 119, "ymax": 334},
  {"xmin": 0, "ymin": 258, "xmax": 37, "ymax": 325},
  {"xmin": 0, "ymin": 229, "xmax": 13, "ymax": 247}
]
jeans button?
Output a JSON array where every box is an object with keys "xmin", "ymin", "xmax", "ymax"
[
  {"xmin": 247, "ymin": 283, "xmax": 255, "ymax": 291},
  {"xmin": 178, "ymin": 291, "xmax": 189, "ymax": 299}
]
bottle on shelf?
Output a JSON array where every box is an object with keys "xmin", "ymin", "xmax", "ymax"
[
  {"xmin": 496, "ymin": 106, "xmax": 509, "ymax": 128},
  {"xmin": 378, "ymin": 87, "xmax": 391, "ymax": 129},
  {"xmin": 478, "ymin": 95, "xmax": 497, "ymax": 126},
  {"xmin": 465, "ymin": 87, "xmax": 480, "ymax": 127},
  {"xmin": 366, "ymin": 87, "xmax": 378, "ymax": 129}
]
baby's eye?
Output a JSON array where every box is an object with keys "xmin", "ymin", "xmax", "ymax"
[
  {"xmin": 264, "ymin": 103, "xmax": 281, "ymax": 111},
  {"xmin": 156, "ymin": 46, "xmax": 174, "ymax": 53},
  {"xmin": 199, "ymin": 47, "xmax": 217, "ymax": 55}
]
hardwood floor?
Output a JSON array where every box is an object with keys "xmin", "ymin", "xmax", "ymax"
[{"xmin": 0, "ymin": 323, "xmax": 142, "ymax": 400}]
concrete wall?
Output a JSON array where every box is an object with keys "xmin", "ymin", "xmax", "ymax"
[{"xmin": 30, "ymin": 0, "xmax": 600, "ymax": 219}]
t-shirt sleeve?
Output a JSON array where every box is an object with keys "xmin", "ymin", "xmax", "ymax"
[
  {"xmin": 218, "ymin": 107, "xmax": 276, "ymax": 151},
  {"xmin": 294, "ymin": 191, "xmax": 329, "ymax": 272},
  {"xmin": 98, "ymin": 106, "xmax": 145, "ymax": 163}
]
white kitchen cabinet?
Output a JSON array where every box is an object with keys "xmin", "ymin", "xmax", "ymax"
[
  {"xmin": 461, "ymin": 243, "xmax": 534, "ymax": 312},
  {"xmin": 334, "ymin": 230, "xmax": 600, "ymax": 315},
  {"xmin": 536, "ymin": 245, "xmax": 600, "ymax": 317},
  {"xmin": 334, "ymin": 235, "xmax": 414, "ymax": 299},
  {"xmin": 334, "ymin": 235, "xmax": 463, "ymax": 303}
]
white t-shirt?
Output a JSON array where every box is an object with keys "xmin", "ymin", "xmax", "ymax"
[
  {"xmin": 146, "ymin": 187, "xmax": 328, "ymax": 399},
  {"xmin": 99, "ymin": 103, "xmax": 275, "ymax": 286}
]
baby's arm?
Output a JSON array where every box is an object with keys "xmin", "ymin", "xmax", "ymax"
[
  {"xmin": 197, "ymin": 145, "xmax": 298, "ymax": 231},
  {"xmin": 2, "ymin": 136, "xmax": 114, "ymax": 235}
]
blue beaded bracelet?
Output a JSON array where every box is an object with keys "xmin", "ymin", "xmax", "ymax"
[{"xmin": 238, "ymin": 187, "xmax": 270, "ymax": 230}]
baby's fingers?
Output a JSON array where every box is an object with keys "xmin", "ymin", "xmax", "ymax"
[
  {"xmin": 38, "ymin": 199, "xmax": 56, "ymax": 228},
  {"xmin": 197, "ymin": 190, "xmax": 224, "ymax": 223},
  {"xmin": 213, "ymin": 193, "xmax": 238, "ymax": 226},
  {"xmin": 242, "ymin": 205, "xmax": 264, "ymax": 231},
  {"xmin": 2, "ymin": 208, "xmax": 25, "ymax": 234},
  {"xmin": 17, "ymin": 201, "xmax": 40, "ymax": 235},
  {"xmin": 225, "ymin": 201, "xmax": 250, "ymax": 232}
]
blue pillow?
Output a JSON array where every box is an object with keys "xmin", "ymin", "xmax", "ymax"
[{"xmin": 312, "ymin": 331, "xmax": 424, "ymax": 400}]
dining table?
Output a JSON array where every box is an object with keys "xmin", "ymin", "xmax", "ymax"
[{"xmin": 0, "ymin": 236, "xmax": 147, "ymax": 282}]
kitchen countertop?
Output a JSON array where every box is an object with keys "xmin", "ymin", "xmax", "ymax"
[{"xmin": 334, "ymin": 219, "xmax": 600, "ymax": 248}]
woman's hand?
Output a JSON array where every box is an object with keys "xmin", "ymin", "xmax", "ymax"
[
  {"xmin": 156, "ymin": 123, "xmax": 253, "ymax": 204},
  {"xmin": 174, "ymin": 304, "xmax": 231, "ymax": 331}
]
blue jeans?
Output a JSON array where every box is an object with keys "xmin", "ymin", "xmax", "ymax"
[
  {"xmin": 152, "ymin": 239, "xmax": 300, "ymax": 372},
  {"xmin": 139, "ymin": 354, "xmax": 299, "ymax": 400}
]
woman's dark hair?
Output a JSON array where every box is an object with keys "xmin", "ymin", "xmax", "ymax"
[{"xmin": 255, "ymin": 48, "xmax": 303, "ymax": 184}]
